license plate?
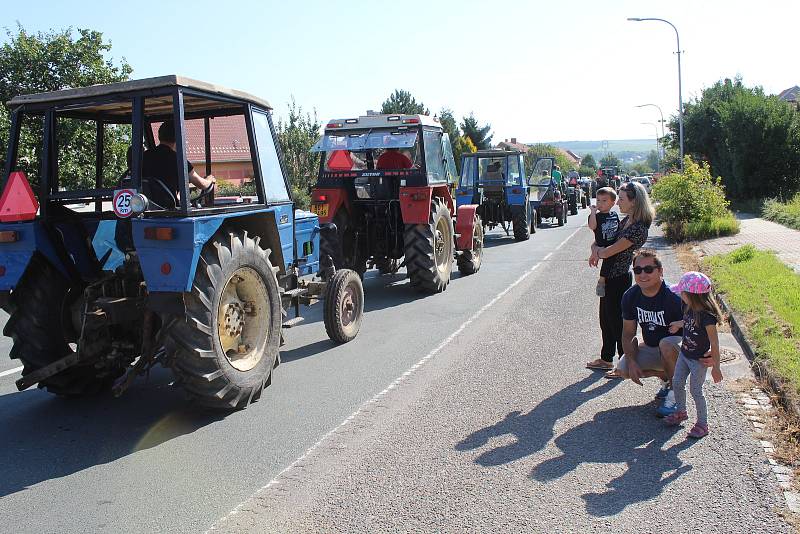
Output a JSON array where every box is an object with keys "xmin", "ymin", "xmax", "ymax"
[{"xmin": 311, "ymin": 203, "xmax": 328, "ymax": 218}]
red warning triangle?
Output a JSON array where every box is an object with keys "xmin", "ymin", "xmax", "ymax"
[
  {"xmin": 0, "ymin": 171, "xmax": 39, "ymax": 222},
  {"xmin": 328, "ymin": 150, "xmax": 353, "ymax": 170}
]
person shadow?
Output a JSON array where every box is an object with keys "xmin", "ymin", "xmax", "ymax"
[
  {"xmin": 455, "ymin": 373, "xmax": 619, "ymax": 466},
  {"xmin": 532, "ymin": 404, "xmax": 695, "ymax": 516}
]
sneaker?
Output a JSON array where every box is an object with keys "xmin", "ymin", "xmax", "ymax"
[
  {"xmin": 664, "ymin": 410, "xmax": 688, "ymax": 426},
  {"xmin": 655, "ymin": 381, "xmax": 671, "ymax": 400},
  {"xmin": 656, "ymin": 390, "xmax": 677, "ymax": 418},
  {"xmin": 687, "ymin": 423, "xmax": 709, "ymax": 439},
  {"xmin": 595, "ymin": 281, "xmax": 605, "ymax": 297}
]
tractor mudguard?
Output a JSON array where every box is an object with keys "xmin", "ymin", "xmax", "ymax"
[
  {"xmin": 455, "ymin": 204, "xmax": 479, "ymax": 251},
  {"xmin": 0, "ymin": 220, "xmax": 76, "ymax": 290},
  {"xmin": 311, "ymin": 188, "xmax": 349, "ymax": 224},
  {"xmin": 400, "ymin": 185, "xmax": 454, "ymax": 224}
]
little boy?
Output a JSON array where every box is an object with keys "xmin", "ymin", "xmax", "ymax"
[{"xmin": 588, "ymin": 187, "xmax": 620, "ymax": 297}]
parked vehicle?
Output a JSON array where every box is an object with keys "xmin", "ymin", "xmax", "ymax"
[
  {"xmin": 0, "ymin": 76, "xmax": 364, "ymax": 409},
  {"xmin": 456, "ymin": 149, "xmax": 534, "ymax": 241},
  {"xmin": 528, "ymin": 157, "xmax": 568, "ymax": 227},
  {"xmin": 309, "ymin": 113, "xmax": 483, "ymax": 292},
  {"xmin": 566, "ymin": 170, "xmax": 587, "ymax": 214},
  {"xmin": 632, "ymin": 176, "xmax": 652, "ymax": 194}
]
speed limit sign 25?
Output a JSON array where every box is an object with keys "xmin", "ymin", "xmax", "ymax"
[{"xmin": 113, "ymin": 189, "xmax": 136, "ymax": 218}]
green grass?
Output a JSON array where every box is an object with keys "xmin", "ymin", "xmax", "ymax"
[
  {"xmin": 663, "ymin": 212, "xmax": 740, "ymax": 242},
  {"xmin": 763, "ymin": 193, "xmax": 800, "ymax": 231},
  {"xmin": 705, "ymin": 245, "xmax": 800, "ymax": 394}
]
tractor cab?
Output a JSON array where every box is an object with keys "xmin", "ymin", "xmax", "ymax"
[{"xmin": 528, "ymin": 156, "xmax": 568, "ymax": 227}]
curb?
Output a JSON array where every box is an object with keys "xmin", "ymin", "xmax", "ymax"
[{"xmin": 715, "ymin": 292, "xmax": 800, "ymax": 419}]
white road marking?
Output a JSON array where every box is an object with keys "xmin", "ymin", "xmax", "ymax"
[
  {"xmin": 0, "ymin": 366, "xmax": 23, "ymax": 379},
  {"xmin": 207, "ymin": 227, "xmax": 583, "ymax": 531}
]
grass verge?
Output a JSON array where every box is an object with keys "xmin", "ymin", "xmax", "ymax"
[
  {"xmin": 763, "ymin": 193, "xmax": 800, "ymax": 231},
  {"xmin": 663, "ymin": 212, "xmax": 740, "ymax": 242},
  {"xmin": 704, "ymin": 245, "xmax": 800, "ymax": 395}
]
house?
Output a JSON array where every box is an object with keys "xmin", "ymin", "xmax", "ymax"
[
  {"xmin": 152, "ymin": 116, "xmax": 254, "ymax": 185},
  {"xmin": 778, "ymin": 86, "xmax": 800, "ymax": 109},
  {"xmin": 496, "ymin": 138, "xmax": 529, "ymax": 152},
  {"xmin": 560, "ymin": 149, "xmax": 582, "ymax": 167}
]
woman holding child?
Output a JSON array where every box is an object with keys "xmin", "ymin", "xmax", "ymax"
[{"xmin": 586, "ymin": 181, "xmax": 655, "ymax": 377}]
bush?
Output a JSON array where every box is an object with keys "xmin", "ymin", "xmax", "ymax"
[
  {"xmin": 762, "ymin": 193, "xmax": 800, "ymax": 231},
  {"xmin": 216, "ymin": 179, "xmax": 256, "ymax": 197},
  {"xmin": 652, "ymin": 156, "xmax": 739, "ymax": 241}
]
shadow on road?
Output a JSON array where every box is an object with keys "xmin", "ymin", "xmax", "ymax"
[
  {"xmin": 455, "ymin": 374, "xmax": 618, "ymax": 466},
  {"xmin": 532, "ymin": 404, "xmax": 695, "ymax": 516},
  {"xmin": 0, "ymin": 368, "xmax": 225, "ymax": 498}
]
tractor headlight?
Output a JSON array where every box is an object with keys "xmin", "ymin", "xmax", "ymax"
[{"xmin": 130, "ymin": 193, "xmax": 149, "ymax": 215}]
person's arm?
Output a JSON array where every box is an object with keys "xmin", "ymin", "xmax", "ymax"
[
  {"xmin": 189, "ymin": 169, "xmax": 215, "ymax": 190},
  {"xmin": 668, "ymin": 319, "xmax": 684, "ymax": 334},
  {"xmin": 621, "ymin": 319, "xmax": 643, "ymax": 385},
  {"xmin": 703, "ymin": 324, "xmax": 723, "ymax": 383},
  {"xmin": 588, "ymin": 206, "xmax": 598, "ymax": 230},
  {"xmin": 596, "ymin": 237, "xmax": 633, "ymax": 259}
]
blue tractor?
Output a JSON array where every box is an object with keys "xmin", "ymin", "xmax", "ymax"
[
  {"xmin": 0, "ymin": 76, "xmax": 364, "ymax": 409},
  {"xmin": 456, "ymin": 150, "xmax": 535, "ymax": 241}
]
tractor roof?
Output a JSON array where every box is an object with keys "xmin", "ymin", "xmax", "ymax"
[
  {"xmin": 324, "ymin": 113, "xmax": 441, "ymax": 132},
  {"xmin": 7, "ymin": 75, "xmax": 272, "ymax": 115}
]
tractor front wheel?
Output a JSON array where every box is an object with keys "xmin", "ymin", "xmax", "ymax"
[
  {"xmin": 162, "ymin": 230, "xmax": 282, "ymax": 410},
  {"xmin": 457, "ymin": 214, "xmax": 483, "ymax": 275},
  {"xmin": 404, "ymin": 200, "xmax": 454, "ymax": 293}
]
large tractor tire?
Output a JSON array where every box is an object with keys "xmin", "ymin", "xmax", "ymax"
[
  {"xmin": 529, "ymin": 208, "xmax": 537, "ymax": 234},
  {"xmin": 457, "ymin": 215, "xmax": 483, "ymax": 276},
  {"xmin": 323, "ymin": 269, "xmax": 364, "ymax": 343},
  {"xmin": 3, "ymin": 255, "xmax": 114, "ymax": 396},
  {"xmin": 558, "ymin": 205, "xmax": 566, "ymax": 226},
  {"xmin": 404, "ymin": 200, "xmax": 454, "ymax": 293},
  {"xmin": 163, "ymin": 230, "xmax": 282, "ymax": 410},
  {"xmin": 512, "ymin": 208, "xmax": 530, "ymax": 241},
  {"xmin": 581, "ymin": 195, "xmax": 587, "ymax": 209}
]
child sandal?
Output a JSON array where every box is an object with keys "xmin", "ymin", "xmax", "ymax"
[{"xmin": 688, "ymin": 423, "xmax": 709, "ymax": 439}]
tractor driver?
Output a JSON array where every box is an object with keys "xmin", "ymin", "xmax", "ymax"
[
  {"xmin": 142, "ymin": 120, "xmax": 216, "ymax": 206},
  {"xmin": 376, "ymin": 148, "xmax": 413, "ymax": 170}
]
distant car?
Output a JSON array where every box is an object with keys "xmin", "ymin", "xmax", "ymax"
[{"xmin": 632, "ymin": 176, "xmax": 652, "ymax": 194}]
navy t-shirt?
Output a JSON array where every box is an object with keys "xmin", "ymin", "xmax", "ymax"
[
  {"xmin": 591, "ymin": 211, "xmax": 620, "ymax": 278},
  {"xmin": 622, "ymin": 281, "xmax": 684, "ymax": 347},
  {"xmin": 681, "ymin": 309, "xmax": 717, "ymax": 359}
]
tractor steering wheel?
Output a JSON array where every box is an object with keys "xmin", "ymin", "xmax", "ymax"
[{"xmin": 191, "ymin": 182, "xmax": 216, "ymax": 208}]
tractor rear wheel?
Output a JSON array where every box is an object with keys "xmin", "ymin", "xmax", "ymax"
[
  {"xmin": 457, "ymin": 215, "xmax": 483, "ymax": 275},
  {"xmin": 530, "ymin": 208, "xmax": 537, "ymax": 234},
  {"xmin": 162, "ymin": 229, "xmax": 282, "ymax": 410},
  {"xmin": 404, "ymin": 200, "xmax": 454, "ymax": 293},
  {"xmin": 323, "ymin": 269, "xmax": 364, "ymax": 343},
  {"xmin": 558, "ymin": 205, "xmax": 566, "ymax": 226},
  {"xmin": 3, "ymin": 254, "xmax": 116, "ymax": 396},
  {"xmin": 512, "ymin": 208, "xmax": 530, "ymax": 241}
]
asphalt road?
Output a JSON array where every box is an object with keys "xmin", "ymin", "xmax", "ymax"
[{"xmin": 0, "ymin": 209, "xmax": 789, "ymax": 533}]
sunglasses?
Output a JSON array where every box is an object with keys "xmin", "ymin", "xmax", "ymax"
[
  {"xmin": 633, "ymin": 265, "xmax": 658, "ymax": 274},
  {"xmin": 621, "ymin": 184, "xmax": 637, "ymax": 198}
]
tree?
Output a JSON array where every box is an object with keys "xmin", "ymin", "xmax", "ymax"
[
  {"xmin": 669, "ymin": 76, "xmax": 800, "ymax": 200},
  {"xmin": 461, "ymin": 114, "xmax": 493, "ymax": 150},
  {"xmin": 438, "ymin": 108, "xmax": 459, "ymax": 141},
  {"xmin": 581, "ymin": 153, "xmax": 597, "ymax": 169},
  {"xmin": 646, "ymin": 150, "xmax": 659, "ymax": 172},
  {"xmin": 599, "ymin": 153, "xmax": 621, "ymax": 168},
  {"xmin": 380, "ymin": 89, "xmax": 429, "ymax": 115},
  {"xmin": 0, "ymin": 25, "xmax": 132, "ymax": 189},
  {"xmin": 276, "ymin": 99, "xmax": 321, "ymax": 209},
  {"xmin": 524, "ymin": 144, "xmax": 577, "ymax": 173}
]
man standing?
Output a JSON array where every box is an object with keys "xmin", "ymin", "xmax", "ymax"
[
  {"xmin": 552, "ymin": 164, "xmax": 563, "ymax": 185},
  {"xmin": 616, "ymin": 249, "xmax": 684, "ymax": 416}
]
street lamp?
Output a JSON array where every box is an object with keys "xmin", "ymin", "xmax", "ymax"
[
  {"xmin": 635, "ymin": 103, "xmax": 665, "ymax": 143},
  {"xmin": 627, "ymin": 17, "xmax": 684, "ymax": 171},
  {"xmin": 641, "ymin": 122, "xmax": 660, "ymax": 173}
]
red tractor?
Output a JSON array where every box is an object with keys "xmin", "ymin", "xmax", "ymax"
[{"xmin": 310, "ymin": 113, "xmax": 483, "ymax": 293}]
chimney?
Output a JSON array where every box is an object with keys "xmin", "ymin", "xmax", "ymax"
[{"xmin": 511, "ymin": 138, "xmax": 517, "ymax": 144}]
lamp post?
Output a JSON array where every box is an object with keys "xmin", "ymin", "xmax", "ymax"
[
  {"xmin": 627, "ymin": 17, "xmax": 684, "ymax": 172},
  {"xmin": 641, "ymin": 122, "xmax": 660, "ymax": 173},
  {"xmin": 635, "ymin": 103, "xmax": 665, "ymax": 145}
]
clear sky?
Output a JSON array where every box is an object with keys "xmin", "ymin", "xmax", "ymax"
[{"xmin": 3, "ymin": 0, "xmax": 797, "ymax": 144}]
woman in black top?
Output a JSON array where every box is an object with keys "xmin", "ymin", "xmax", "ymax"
[{"xmin": 586, "ymin": 181, "xmax": 654, "ymax": 376}]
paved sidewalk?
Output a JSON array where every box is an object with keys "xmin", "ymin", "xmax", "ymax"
[{"xmin": 695, "ymin": 213, "xmax": 800, "ymax": 272}]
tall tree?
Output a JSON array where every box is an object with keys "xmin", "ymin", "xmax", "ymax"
[
  {"xmin": 380, "ymin": 89, "xmax": 429, "ymax": 115},
  {"xmin": 525, "ymin": 144, "xmax": 577, "ymax": 173},
  {"xmin": 0, "ymin": 25, "xmax": 132, "ymax": 188},
  {"xmin": 438, "ymin": 108, "xmax": 459, "ymax": 140},
  {"xmin": 670, "ymin": 76, "xmax": 800, "ymax": 199},
  {"xmin": 276, "ymin": 99, "xmax": 321, "ymax": 209},
  {"xmin": 580, "ymin": 153, "xmax": 597, "ymax": 169},
  {"xmin": 600, "ymin": 153, "xmax": 622, "ymax": 168},
  {"xmin": 461, "ymin": 114, "xmax": 493, "ymax": 150}
]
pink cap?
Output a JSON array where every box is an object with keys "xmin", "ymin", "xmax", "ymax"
[{"xmin": 671, "ymin": 271, "xmax": 712, "ymax": 294}]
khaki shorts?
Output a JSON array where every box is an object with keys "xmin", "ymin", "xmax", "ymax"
[{"xmin": 618, "ymin": 336, "xmax": 682, "ymax": 374}]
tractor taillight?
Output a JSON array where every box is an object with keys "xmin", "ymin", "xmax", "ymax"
[
  {"xmin": 0, "ymin": 266, "xmax": 5, "ymax": 276},
  {"xmin": 144, "ymin": 227, "xmax": 174, "ymax": 240},
  {"xmin": 326, "ymin": 122, "xmax": 343, "ymax": 129},
  {"xmin": 0, "ymin": 231, "xmax": 18, "ymax": 243},
  {"xmin": 511, "ymin": 188, "xmax": 522, "ymax": 194},
  {"xmin": 402, "ymin": 118, "xmax": 420, "ymax": 124},
  {"xmin": 314, "ymin": 193, "xmax": 328, "ymax": 202},
  {"xmin": 161, "ymin": 263, "xmax": 172, "ymax": 275}
]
